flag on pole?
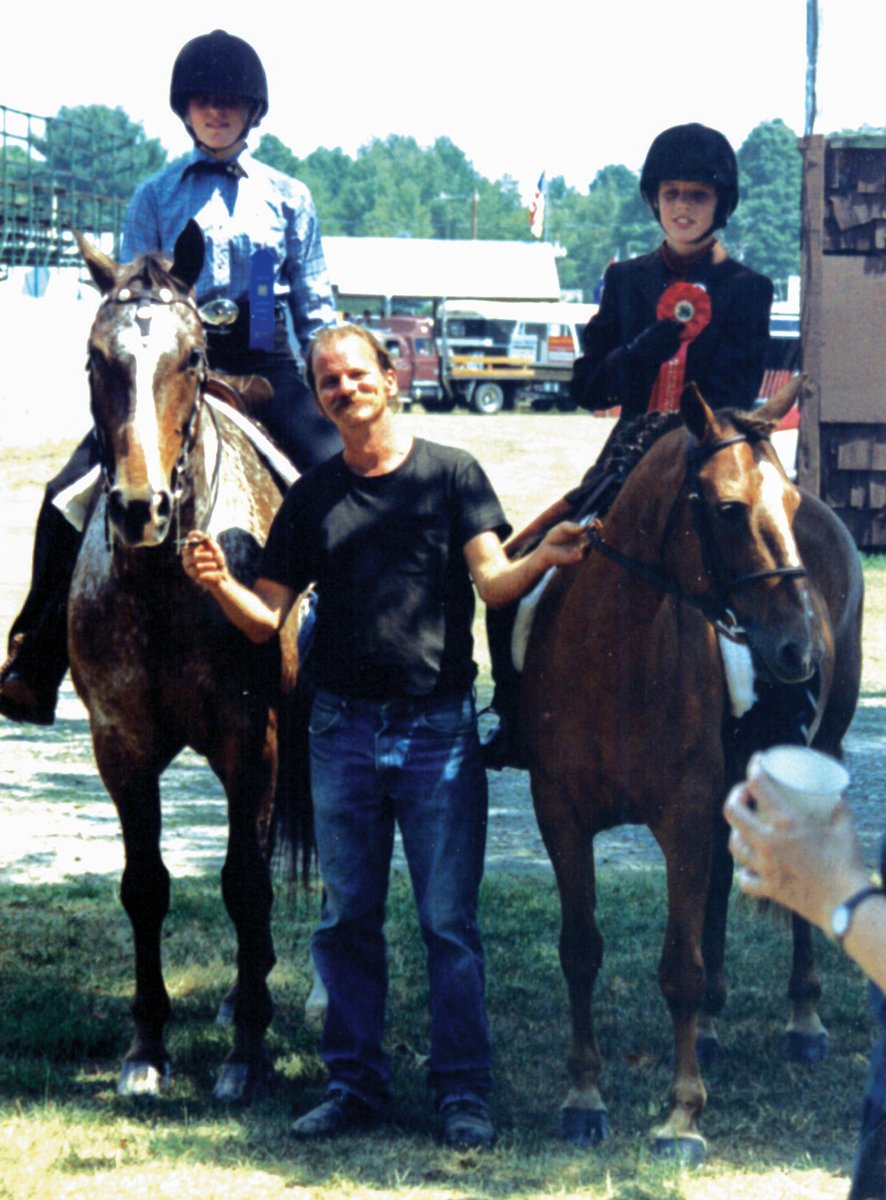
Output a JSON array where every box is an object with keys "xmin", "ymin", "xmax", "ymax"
[{"xmin": 529, "ymin": 172, "xmax": 546, "ymax": 239}]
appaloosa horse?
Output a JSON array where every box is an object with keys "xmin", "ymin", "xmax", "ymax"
[
  {"xmin": 68, "ymin": 221, "xmax": 305, "ymax": 1101},
  {"xmin": 520, "ymin": 381, "xmax": 863, "ymax": 1157}
]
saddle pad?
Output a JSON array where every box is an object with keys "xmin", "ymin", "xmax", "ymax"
[
  {"xmin": 718, "ymin": 633, "xmax": 757, "ymax": 719},
  {"xmin": 511, "ymin": 566, "xmax": 557, "ymax": 673}
]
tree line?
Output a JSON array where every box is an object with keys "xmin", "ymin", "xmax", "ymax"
[{"xmin": 3, "ymin": 103, "xmax": 810, "ymax": 299}]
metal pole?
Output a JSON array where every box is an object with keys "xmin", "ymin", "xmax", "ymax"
[{"xmin": 805, "ymin": 0, "xmax": 819, "ymax": 137}]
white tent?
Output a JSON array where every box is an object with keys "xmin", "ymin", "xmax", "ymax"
[{"xmin": 321, "ymin": 236, "xmax": 562, "ymax": 303}]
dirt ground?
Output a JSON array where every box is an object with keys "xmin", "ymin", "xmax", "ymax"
[{"xmin": 0, "ymin": 401, "xmax": 881, "ymax": 886}]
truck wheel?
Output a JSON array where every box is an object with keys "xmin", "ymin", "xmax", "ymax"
[
  {"xmin": 555, "ymin": 396, "xmax": 578, "ymax": 412},
  {"xmin": 421, "ymin": 396, "xmax": 456, "ymax": 413},
  {"xmin": 531, "ymin": 396, "xmax": 554, "ymax": 412},
  {"xmin": 470, "ymin": 382, "xmax": 505, "ymax": 415}
]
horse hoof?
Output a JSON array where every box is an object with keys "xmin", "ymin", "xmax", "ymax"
[
  {"xmin": 653, "ymin": 1134, "xmax": 706, "ymax": 1164},
  {"xmin": 212, "ymin": 1061, "xmax": 275, "ymax": 1104},
  {"xmin": 559, "ymin": 1107, "xmax": 610, "ymax": 1146},
  {"xmin": 696, "ymin": 1034, "xmax": 722, "ymax": 1070},
  {"xmin": 117, "ymin": 1060, "xmax": 172, "ymax": 1097},
  {"xmin": 784, "ymin": 1030, "xmax": 829, "ymax": 1064}
]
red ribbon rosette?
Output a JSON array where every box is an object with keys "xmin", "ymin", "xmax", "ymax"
[{"xmin": 647, "ymin": 282, "xmax": 712, "ymax": 413}]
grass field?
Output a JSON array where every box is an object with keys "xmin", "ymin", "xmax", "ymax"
[{"xmin": 0, "ymin": 869, "xmax": 875, "ymax": 1200}]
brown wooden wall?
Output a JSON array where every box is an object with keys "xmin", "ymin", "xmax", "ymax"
[{"xmin": 798, "ymin": 135, "xmax": 886, "ymax": 549}]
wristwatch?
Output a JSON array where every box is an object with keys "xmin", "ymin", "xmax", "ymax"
[{"xmin": 830, "ymin": 885, "xmax": 882, "ymax": 946}]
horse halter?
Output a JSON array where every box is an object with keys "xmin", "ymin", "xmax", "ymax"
[
  {"xmin": 91, "ymin": 284, "xmax": 221, "ymax": 550},
  {"xmin": 590, "ymin": 430, "xmax": 808, "ymax": 639}
]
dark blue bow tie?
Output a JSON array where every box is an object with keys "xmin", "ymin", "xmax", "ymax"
[{"xmin": 183, "ymin": 158, "xmax": 247, "ymax": 181}]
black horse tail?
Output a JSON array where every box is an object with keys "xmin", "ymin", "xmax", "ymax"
[{"xmin": 268, "ymin": 676, "xmax": 316, "ymax": 885}]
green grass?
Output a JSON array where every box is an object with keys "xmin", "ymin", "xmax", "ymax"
[{"xmin": 0, "ymin": 869, "xmax": 874, "ymax": 1198}]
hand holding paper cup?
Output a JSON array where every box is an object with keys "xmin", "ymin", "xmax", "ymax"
[{"xmin": 753, "ymin": 745, "xmax": 850, "ymax": 823}]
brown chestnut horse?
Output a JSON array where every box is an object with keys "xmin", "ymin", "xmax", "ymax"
[
  {"xmin": 520, "ymin": 382, "xmax": 863, "ymax": 1158},
  {"xmin": 67, "ymin": 222, "xmax": 307, "ymax": 1101}
]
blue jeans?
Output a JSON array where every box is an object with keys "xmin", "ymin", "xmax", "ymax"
[{"xmin": 308, "ymin": 688, "xmax": 493, "ymax": 1111}]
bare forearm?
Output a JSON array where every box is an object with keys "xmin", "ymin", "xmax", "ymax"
[
  {"xmin": 203, "ymin": 575, "xmax": 280, "ymax": 643},
  {"xmin": 468, "ymin": 522, "xmax": 589, "ymax": 609},
  {"xmin": 480, "ymin": 544, "xmax": 558, "ymax": 610},
  {"xmin": 181, "ymin": 532, "xmax": 291, "ymax": 643},
  {"xmin": 842, "ymin": 899, "xmax": 886, "ymax": 994}
]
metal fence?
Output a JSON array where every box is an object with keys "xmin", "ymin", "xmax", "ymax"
[{"xmin": 1, "ymin": 104, "xmax": 142, "ymax": 272}]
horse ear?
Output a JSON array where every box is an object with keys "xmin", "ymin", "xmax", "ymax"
[
  {"xmin": 170, "ymin": 220, "xmax": 205, "ymax": 293},
  {"xmin": 74, "ymin": 230, "xmax": 118, "ymax": 296},
  {"xmin": 680, "ymin": 382, "xmax": 716, "ymax": 441},
  {"xmin": 754, "ymin": 373, "xmax": 805, "ymax": 426}
]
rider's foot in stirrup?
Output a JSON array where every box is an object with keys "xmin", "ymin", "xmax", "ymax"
[{"xmin": 0, "ymin": 636, "xmax": 58, "ymax": 725}]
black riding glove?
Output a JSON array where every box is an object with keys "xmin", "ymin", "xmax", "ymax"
[{"xmin": 626, "ymin": 319, "xmax": 682, "ymax": 366}]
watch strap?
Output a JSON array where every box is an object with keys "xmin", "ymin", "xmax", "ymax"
[{"xmin": 832, "ymin": 885, "xmax": 882, "ymax": 946}]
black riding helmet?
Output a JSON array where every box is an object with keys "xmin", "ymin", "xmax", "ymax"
[
  {"xmin": 640, "ymin": 123, "xmax": 739, "ymax": 235},
  {"xmin": 170, "ymin": 29, "xmax": 269, "ymax": 123}
]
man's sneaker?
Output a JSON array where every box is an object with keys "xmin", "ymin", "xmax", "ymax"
[
  {"xmin": 290, "ymin": 1090, "xmax": 382, "ymax": 1139},
  {"xmin": 441, "ymin": 1099, "xmax": 497, "ymax": 1149}
]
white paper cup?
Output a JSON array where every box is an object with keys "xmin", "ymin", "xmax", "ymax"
[{"xmin": 754, "ymin": 745, "xmax": 850, "ymax": 822}]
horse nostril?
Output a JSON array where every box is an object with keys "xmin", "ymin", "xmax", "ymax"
[
  {"xmin": 107, "ymin": 489, "xmax": 127, "ymax": 526},
  {"xmin": 154, "ymin": 492, "xmax": 171, "ymax": 524},
  {"xmin": 778, "ymin": 640, "xmax": 811, "ymax": 681}
]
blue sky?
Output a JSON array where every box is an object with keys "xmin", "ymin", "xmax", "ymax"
[{"xmin": 4, "ymin": 1, "xmax": 880, "ymax": 197}]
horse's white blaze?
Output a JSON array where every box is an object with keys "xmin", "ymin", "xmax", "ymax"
[
  {"xmin": 113, "ymin": 308, "xmax": 180, "ymax": 496},
  {"xmin": 757, "ymin": 459, "xmax": 802, "ymax": 567}
]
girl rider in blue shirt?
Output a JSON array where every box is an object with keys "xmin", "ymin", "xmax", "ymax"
[{"xmin": 0, "ymin": 30, "xmax": 340, "ymax": 726}]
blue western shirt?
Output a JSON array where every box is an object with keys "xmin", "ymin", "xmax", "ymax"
[{"xmin": 121, "ymin": 145, "xmax": 336, "ymax": 356}]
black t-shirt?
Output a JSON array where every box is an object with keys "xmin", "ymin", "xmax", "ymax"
[{"xmin": 259, "ymin": 437, "xmax": 510, "ymax": 699}]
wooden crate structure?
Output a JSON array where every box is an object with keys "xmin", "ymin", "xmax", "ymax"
[{"xmin": 798, "ymin": 134, "xmax": 886, "ymax": 549}]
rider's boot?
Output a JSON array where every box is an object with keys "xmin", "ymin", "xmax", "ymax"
[
  {"xmin": 0, "ymin": 500, "xmax": 80, "ymax": 725},
  {"xmin": 480, "ymin": 604, "xmax": 529, "ymax": 772}
]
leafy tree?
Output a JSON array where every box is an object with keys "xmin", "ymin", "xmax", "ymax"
[
  {"xmin": 728, "ymin": 119, "xmax": 802, "ymax": 297},
  {"xmin": 546, "ymin": 166, "xmax": 659, "ymax": 299},
  {"xmin": 35, "ymin": 105, "xmax": 167, "ymax": 201}
]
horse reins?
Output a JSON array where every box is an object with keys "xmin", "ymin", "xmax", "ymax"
[
  {"xmin": 588, "ymin": 431, "xmax": 808, "ymax": 641},
  {"xmin": 92, "ymin": 284, "xmax": 223, "ymax": 552}
]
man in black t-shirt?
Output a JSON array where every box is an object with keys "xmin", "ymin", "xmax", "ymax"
[{"xmin": 182, "ymin": 324, "xmax": 588, "ymax": 1148}]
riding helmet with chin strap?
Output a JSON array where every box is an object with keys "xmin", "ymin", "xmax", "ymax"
[
  {"xmin": 639, "ymin": 123, "xmax": 739, "ymax": 235},
  {"xmin": 170, "ymin": 29, "xmax": 269, "ymax": 124}
]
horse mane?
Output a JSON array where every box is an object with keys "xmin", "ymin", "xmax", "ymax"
[
  {"xmin": 568, "ymin": 411, "xmax": 685, "ymax": 521},
  {"xmin": 569, "ymin": 400, "xmax": 775, "ymax": 524}
]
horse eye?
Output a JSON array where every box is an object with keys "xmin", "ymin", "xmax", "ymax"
[
  {"xmin": 716, "ymin": 501, "xmax": 746, "ymax": 523},
  {"xmin": 185, "ymin": 349, "xmax": 203, "ymax": 372}
]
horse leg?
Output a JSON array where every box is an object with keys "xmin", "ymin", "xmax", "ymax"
[
  {"xmin": 113, "ymin": 778, "xmax": 173, "ymax": 1096},
  {"xmin": 212, "ymin": 759, "xmax": 277, "ymax": 1103},
  {"xmin": 784, "ymin": 913, "xmax": 828, "ymax": 1062},
  {"xmin": 536, "ymin": 803, "xmax": 608, "ymax": 1146},
  {"xmin": 652, "ymin": 819, "xmax": 711, "ymax": 1162},
  {"xmin": 697, "ymin": 810, "xmax": 733, "ymax": 1069}
]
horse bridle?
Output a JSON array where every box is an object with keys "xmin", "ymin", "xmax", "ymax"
[
  {"xmin": 91, "ymin": 285, "xmax": 223, "ymax": 551},
  {"xmin": 588, "ymin": 430, "xmax": 809, "ymax": 640}
]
